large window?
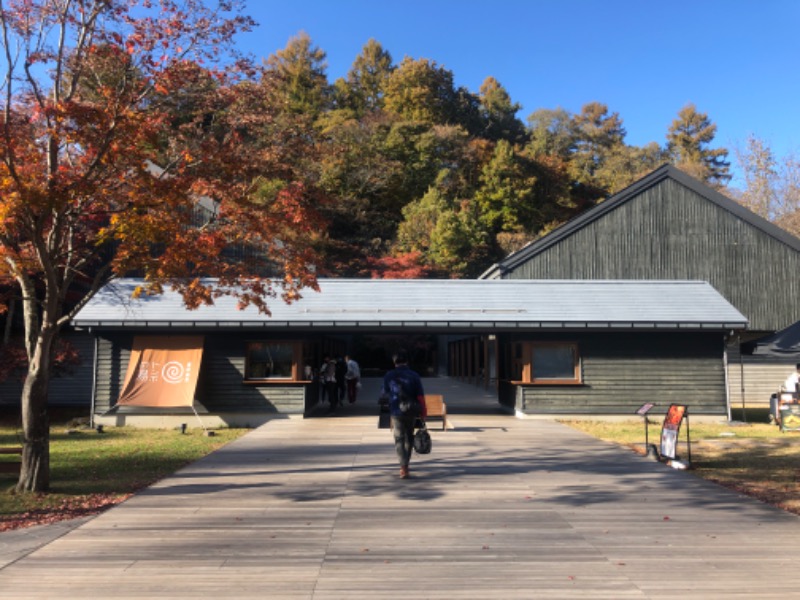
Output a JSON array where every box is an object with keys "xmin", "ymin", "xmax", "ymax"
[
  {"xmin": 505, "ymin": 341, "xmax": 581, "ymax": 384},
  {"xmin": 531, "ymin": 342, "xmax": 580, "ymax": 384},
  {"xmin": 245, "ymin": 341, "xmax": 300, "ymax": 381}
]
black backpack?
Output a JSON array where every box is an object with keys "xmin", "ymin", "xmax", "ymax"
[{"xmin": 390, "ymin": 378, "xmax": 420, "ymax": 417}]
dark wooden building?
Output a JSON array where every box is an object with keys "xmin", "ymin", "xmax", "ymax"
[
  {"xmin": 481, "ymin": 164, "xmax": 800, "ymax": 407},
  {"xmin": 72, "ymin": 278, "xmax": 746, "ymax": 423},
  {"xmin": 482, "ymin": 165, "xmax": 800, "ymax": 334}
]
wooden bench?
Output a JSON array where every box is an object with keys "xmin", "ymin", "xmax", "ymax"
[
  {"xmin": 424, "ymin": 394, "xmax": 448, "ymax": 430},
  {"xmin": 0, "ymin": 447, "xmax": 22, "ymax": 475}
]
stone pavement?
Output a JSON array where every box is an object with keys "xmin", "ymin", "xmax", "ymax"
[{"xmin": 1, "ymin": 377, "xmax": 800, "ymax": 599}]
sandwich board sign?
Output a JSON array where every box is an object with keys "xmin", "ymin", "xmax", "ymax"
[{"xmin": 660, "ymin": 404, "xmax": 687, "ymax": 461}]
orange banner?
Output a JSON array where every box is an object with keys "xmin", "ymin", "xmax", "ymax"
[{"xmin": 118, "ymin": 336, "xmax": 204, "ymax": 408}]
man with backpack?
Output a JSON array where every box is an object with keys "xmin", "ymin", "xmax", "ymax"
[{"xmin": 382, "ymin": 350, "xmax": 427, "ymax": 479}]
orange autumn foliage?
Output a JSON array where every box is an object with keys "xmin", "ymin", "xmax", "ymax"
[{"xmin": 0, "ymin": 1, "xmax": 322, "ymax": 493}]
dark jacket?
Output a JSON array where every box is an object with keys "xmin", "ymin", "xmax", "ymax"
[{"xmin": 382, "ymin": 364, "xmax": 427, "ymax": 418}]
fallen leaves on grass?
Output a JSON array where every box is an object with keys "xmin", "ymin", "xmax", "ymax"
[
  {"xmin": 0, "ymin": 493, "xmax": 130, "ymax": 531},
  {"xmin": 629, "ymin": 437, "xmax": 800, "ymax": 517}
]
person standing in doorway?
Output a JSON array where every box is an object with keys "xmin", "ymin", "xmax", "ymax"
[
  {"xmin": 335, "ymin": 356, "xmax": 347, "ymax": 404},
  {"xmin": 345, "ymin": 354, "xmax": 361, "ymax": 404},
  {"xmin": 321, "ymin": 355, "xmax": 338, "ymax": 412},
  {"xmin": 382, "ymin": 350, "xmax": 426, "ymax": 479}
]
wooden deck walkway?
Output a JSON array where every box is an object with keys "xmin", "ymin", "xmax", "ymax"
[{"xmin": 2, "ymin": 377, "xmax": 800, "ymax": 598}]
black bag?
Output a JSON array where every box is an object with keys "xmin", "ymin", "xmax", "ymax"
[
  {"xmin": 390, "ymin": 379, "xmax": 420, "ymax": 417},
  {"xmin": 377, "ymin": 394, "xmax": 391, "ymax": 429},
  {"xmin": 413, "ymin": 422, "xmax": 432, "ymax": 454}
]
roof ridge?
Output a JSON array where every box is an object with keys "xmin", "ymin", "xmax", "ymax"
[{"xmin": 482, "ymin": 164, "xmax": 800, "ymax": 277}]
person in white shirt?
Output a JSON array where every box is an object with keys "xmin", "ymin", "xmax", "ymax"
[
  {"xmin": 783, "ymin": 364, "xmax": 800, "ymax": 397},
  {"xmin": 773, "ymin": 364, "xmax": 800, "ymax": 423},
  {"xmin": 344, "ymin": 355, "xmax": 361, "ymax": 404}
]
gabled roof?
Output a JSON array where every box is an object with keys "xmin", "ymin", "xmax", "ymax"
[
  {"xmin": 747, "ymin": 320, "xmax": 800, "ymax": 357},
  {"xmin": 480, "ymin": 164, "xmax": 800, "ymax": 279},
  {"xmin": 72, "ymin": 278, "xmax": 747, "ymax": 331}
]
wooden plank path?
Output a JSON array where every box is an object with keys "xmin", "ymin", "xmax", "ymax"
[{"xmin": 2, "ymin": 377, "xmax": 800, "ymax": 598}]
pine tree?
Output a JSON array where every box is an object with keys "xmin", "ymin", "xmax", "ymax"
[
  {"xmin": 666, "ymin": 103, "xmax": 731, "ymax": 187},
  {"xmin": 478, "ymin": 77, "xmax": 526, "ymax": 144},
  {"xmin": 342, "ymin": 39, "xmax": 394, "ymax": 115},
  {"xmin": 265, "ymin": 32, "xmax": 329, "ymax": 117}
]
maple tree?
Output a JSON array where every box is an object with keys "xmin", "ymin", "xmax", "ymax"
[
  {"xmin": 367, "ymin": 251, "xmax": 437, "ymax": 279},
  {"xmin": 0, "ymin": 0, "xmax": 322, "ymax": 493}
]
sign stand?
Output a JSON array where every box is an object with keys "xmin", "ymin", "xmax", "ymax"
[
  {"xmin": 660, "ymin": 404, "xmax": 691, "ymax": 469},
  {"xmin": 636, "ymin": 403, "xmax": 658, "ymax": 459},
  {"xmin": 685, "ymin": 408, "xmax": 692, "ymax": 465}
]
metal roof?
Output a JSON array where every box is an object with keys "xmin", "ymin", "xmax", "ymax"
[
  {"xmin": 480, "ymin": 164, "xmax": 800, "ymax": 279},
  {"xmin": 71, "ymin": 278, "xmax": 748, "ymax": 331}
]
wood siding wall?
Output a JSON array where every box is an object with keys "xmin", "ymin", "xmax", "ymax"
[
  {"xmin": 503, "ymin": 179, "xmax": 800, "ymax": 332},
  {"xmin": 196, "ymin": 337, "xmax": 307, "ymax": 414},
  {"xmin": 726, "ymin": 343, "xmax": 796, "ymax": 409},
  {"xmin": 501, "ymin": 331, "xmax": 728, "ymax": 416},
  {"xmin": 93, "ymin": 333, "xmax": 309, "ymax": 415},
  {"xmin": 93, "ymin": 334, "xmax": 131, "ymax": 414},
  {"xmin": 0, "ymin": 330, "xmax": 95, "ymax": 407}
]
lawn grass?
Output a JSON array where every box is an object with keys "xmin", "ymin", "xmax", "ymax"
[
  {"xmin": 0, "ymin": 408, "xmax": 248, "ymax": 530},
  {"xmin": 562, "ymin": 408, "xmax": 800, "ymax": 516}
]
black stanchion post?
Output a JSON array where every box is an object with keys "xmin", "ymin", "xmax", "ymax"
[
  {"xmin": 685, "ymin": 408, "xmax": 692, "ymax": 467},
  {"xmin": 636, "ymin": 403, "xmax": 658, "ymax": 460}
]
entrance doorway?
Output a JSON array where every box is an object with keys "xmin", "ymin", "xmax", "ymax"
[
  {"xmin": 310, "ymin": 333, "xmax": 504, "ymax": 419},
  {"xmin": 349, "ymin": 333, "xmax": 438, "ymax": 377}
]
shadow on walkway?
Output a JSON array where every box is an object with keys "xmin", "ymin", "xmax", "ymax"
[{"xmin": 3, "ymin": 377, "xmax": 800, "ymax": 598}]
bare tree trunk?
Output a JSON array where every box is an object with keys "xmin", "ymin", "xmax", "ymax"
[{"xmin": 15, "ymin": 327, "xmax": 55, "ymax": 493}]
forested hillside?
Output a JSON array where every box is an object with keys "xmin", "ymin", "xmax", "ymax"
[{"xmin": 257, "ymin": 33, "xmax": 794, "ymax": 278}]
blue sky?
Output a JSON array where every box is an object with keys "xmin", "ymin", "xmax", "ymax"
[{"xmin": 238, "ymin": 0, "xmax": 799, "ymax": 187}]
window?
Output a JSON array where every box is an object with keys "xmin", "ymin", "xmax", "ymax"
[
  {"xmin": 530, "ymin": 343, "xmax": 580, "ymax": 384},
  {"xmin": 245, "ymin": 342, "xmax": 299, "ymax": 381}
]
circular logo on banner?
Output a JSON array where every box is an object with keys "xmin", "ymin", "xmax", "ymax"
[{"xmin": 162, "ymin": 361, "xmax": 188, "ymax": 384}]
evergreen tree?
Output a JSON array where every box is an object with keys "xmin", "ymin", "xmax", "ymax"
[
  {"xmin": 526, "ymin": 107, "xmax": 575, "ymax": 160},
  {"xmin": 570, "ymin": 102, "xmax": 626, "ymax": 188},
  {"xmin": 397, "ymin": 186, "xmax": 488, "ymax": 277},
  {"xmin": 383, "ymin": 57, "xmax": 459, "ymax": 125},
  {"xmin": 595, "ymin": 142, "xmax": 666, "ymax": 195},
  {"xmin": 396, "ymin": 186, "xmax": 450, "ymax": 256},
  {"xmin": 338, "ymin": 39, "xmax": 394, "ymax": 115},
  {"xmin": 478, "ymin": 77, "xmax": 526, "ymax": 144},
  {"xmin": 666, "ymin": 103, "xmax": 731, "ymax": 187},
  {"xmin": 473, "ymin": 140, "xmax": 537, "ymax": 234},
  {"xmin": 316, "ymin": 112, "xmax": 405, "ymax": 274},
  {"xmin": 265, "ymin": 32, "xmax": 329, "ymax": 117}
]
